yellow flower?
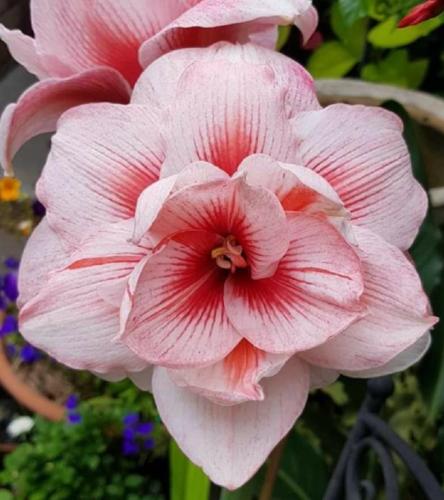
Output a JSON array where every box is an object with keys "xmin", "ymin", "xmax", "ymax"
[{"xmin": 0, "ymin": 177, "xmax": 21, "ymax": 202}]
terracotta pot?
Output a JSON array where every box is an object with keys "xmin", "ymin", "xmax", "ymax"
[{"xmin": 0, "ymin": 312, "xmax": 64, "ymax": 422}]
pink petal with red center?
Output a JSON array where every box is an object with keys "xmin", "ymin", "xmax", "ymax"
[
  {"xmin": 169, "ymin": 339, "xmax": 289, "ymax": 405},
  {"xmin": 31, "ymin": 0, "xmax": 188, "ymax": 86},
  {"xmin": 120, "ymin": 231, "xmax": 241, "ymax": 368},
  {"xmin": 19, "ymin": 220, "xmax": 148, "ymax": 373},
  {"xmin": 18, "ymin": 218, "xmax": 70, "ymax": 308},
  {"xmin": 152, "ymin": 356, "xmax": 310, "ymax": 489},
  {"xmin": 294, "ymin": 104, "xmax": 428, "ymax": 250},
  {"xmin": 133, "ymin": 162, "xmax": 228, "ymax": 243},
  {"xmin": 37, "ymin": 103, "xmax": 163, "ymax": 249},
  {"xmin": 133, "ymin": 42, "xmax": 319, "ymax": 114},
  {"xmin": 301, "ymin": 227, "xmax": 437, "ymax": 372},
  {"xmin": 139, "ymin": 0, "xmax": 318, "ymax": 67},
  {"xmin": 0, "ymin": 68, "xmax": 130, "ymax": 176},
  {"xmin": 225, "ymin": 213, "xmax": 364, "ymax": 353},
  {"xmin": 237, "ymin": 154, "xmax": 345, "ymax": 216},
  {"xmin": 149, "ymin": 178, "xmax": 288, "ymax": 279}
]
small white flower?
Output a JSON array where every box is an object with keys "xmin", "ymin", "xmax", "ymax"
[{"xmin": 6, "ymin": 416, "xmax": 34, "ymax": 437}]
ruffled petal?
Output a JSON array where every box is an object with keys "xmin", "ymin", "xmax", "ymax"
[
  {"xmin": 302, "ymin": 227, "xmax": 437, "ymax": 372},
  {"xmin": 18, "ymin": 218, "xmax": 70, "ymax": 308},
  {"xmin": 169, "ymin": 340, "xmax": 289, "ymax": 405},
  {"xmin": 31, "ymin": 0, "xmax": 187, "ymax": 86},
  {"xmin": 37, "ymin": 102, "xmax": 163, "ymax": 249},
  {"xmin": 139, "ymin": 0, "xmax": 318, "ymax": 67},
  {"xmin": 294, "ymin": 104, "xmax": 427, "ymax": 250},
  {"xmin": 0, "ymin": 68, "xmax": 130, "ymax": 175},
  {"xmin": 152, "ymin": 356, "xmax": 310, "ymax": 489},
  {"xmin": 19, "ymin": 219, "xmax": 148, "ymax": 373},
  {"xmin": 120, "ymin": 231, "xmax": 241, "ymax": 368},
  {"xmin": 149, "ymin": 178, "xmax": 289, "ymax": 279},
  {"xmin": 225, "ymin": 213, "xmax": 364, "ymax": 353}
]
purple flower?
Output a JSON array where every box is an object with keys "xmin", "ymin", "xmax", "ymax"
[
  {"xmin": 123, "ymin": 427, "xmax": 136, "ymax": 440},
  {"xmin": 122, "ymin": 440, "xmax": 140, "ymax": 456},
  {"xmin": 0, "ymin": 294, "xmax": 6, "ymax": 311},
  {"xmin": 0, "ymin": 315, "xmax": 17, "ymax": 337},
  {"xmin": 32, "ymin": 200, "xmax": 46, "ymax": 217},
  {"xmin": 123, "ymin": 413, "xmax": 139, "ymax": 426},
  {"xmin": 136, "ymin": 422, "xmax": 154, "ymax": 435},
  {"xmin": 4, "ymin": 258, "xmax": 19, "ymax": 270},
  {"xmin": 143, "ymin": 438, "xmax": 155, "ymax": 450},
  {"xmin": 5, "ymin": 344, "xmax": 16, "ymax": 358},
  {"xmin": 20, "ymin": 344, "xmax": 41, "ymax": 363},
  {"xmin": 3, "ymin": 273, "xmax": 18, "ymax": 302},
  {"xmin": 65, "ymin": 395, "xmax": 79, "ymax": 410},
  {"xmin": 67, "ymin": 412, "xmax": 82, "ymax": 425}
]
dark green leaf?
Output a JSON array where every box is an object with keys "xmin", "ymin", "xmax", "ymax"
[
  {"xmin": 332, "ymin": 3, "xmax": 368, "ymax": 59},
  {"xmin": 338, "ymin": 0, "xmax": 370, "ymax": 24}
]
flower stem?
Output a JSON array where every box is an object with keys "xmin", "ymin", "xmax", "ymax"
[{"xmin": 259, "ymin": 436, "xmax": 288, "ymax": 500}]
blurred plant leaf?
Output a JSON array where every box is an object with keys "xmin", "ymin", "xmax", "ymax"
[
  {"xmin": 272, "ymin": 430, "xmax": 329, "ymax": 500},
  {"xmin": 368, "ymin": 0, "xmax": 419, "ymax": 21},
  {"xmin": 308, "ymin": 41, "xmax": 357, "ymax": 78},
  {"xmin": 361, "ymin": 49, "xmax": 429, "ymax": 89},
  {"xmin": 338, "ymin": 0, "xmax": 370, "ymax": 24},
  {"xmin": 170, "ymin": 440, "xmax": 210, "ymax": 500},
  {"xmin": 332, "ymin": 2, "xmax": 368, "ymax": 58},
  {"xmin": 368, "ymin": 16, "xmax": 443, "ymax": 48},
  {"xmin": 277, "ymin": 26, "xmax": 291, "ymax": 51},
  {"xmin": 383, "ymin": 100, "xmax": 443, "ymax": 294}
]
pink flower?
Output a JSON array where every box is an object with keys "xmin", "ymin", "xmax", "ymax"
[
  {"xmin": 399, "ymin": 0, "xmax": 444, "ymax": 28},
  {"xmin": 18, "ymin": 43, "xmax": 436, "ymax": 489},
  {"xmin": 0, "ymin": 0, "xmax": 318, "ymax": 175}
]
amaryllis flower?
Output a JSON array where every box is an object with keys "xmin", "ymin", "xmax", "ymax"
[
  {"xmin": 399, "ymin": 0, "xmax": 444, "ymax": 27},
  {"xmin": 0, "ymin": 0, "xmax": 317, "ymax": 175},
  {"xmin": 18, "ymin": 43, "xmax": 436, "ymax": 488}
]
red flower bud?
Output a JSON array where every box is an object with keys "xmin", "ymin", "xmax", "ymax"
[{"xmin": 398, "ymin": 0, "xmax": 444, "ymax": 28}]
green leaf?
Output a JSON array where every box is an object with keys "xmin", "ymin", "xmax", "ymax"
[
  {"xmin": 361, "ymin": 50, "xmax": 429, "ymax": 89},
  {"xmin": 332, "ymin": 2, "xmax": 368, "ymax": 58},
  {"xmin": 170, "ymin": 440, "xmax": 210, "ymax": 500},
  {"xmin": 276, "ymin": 26, "xmax": 291, "ymax": 51},
  {"xmin": 307, "ymin": 41, "xmax": 357, "ymax": 78},
  {"xmin": 0, "ymin": 490, "xmax": 14, "ymax": 500},
  {"xmin": 368, "ymin": 16, "xmax": 443, "ymax": 48},
  {"xmin": 338, "ymin": 0, "xmax": 370, "ymax": 24},
  {"xmin": 273, "ymin": 431, "xmax": 329, "ymax": 500}
]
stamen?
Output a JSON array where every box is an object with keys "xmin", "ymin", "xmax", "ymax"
[{"xmin": 212, "ymin": 236, "xmax": 248, "ymax": 272}]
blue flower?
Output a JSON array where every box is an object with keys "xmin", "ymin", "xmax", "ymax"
[
  {"xmin": 4, "ymin": 257, "xmax": 19, "ymax": 270},
  {"xmin": 136, "ymin": 422, "xmax": 154, "ymax": 435},
  {"xmin": 3, "ymin": 273, "xmax": 18, "ymax": 302},
  {"xmin": 0, "ymin": 294, "xmax": 6, "ymax": 311},
  {"xmin": 122, "ymin": 440, "xmax": 140, "ymax": 456},
  {"xmin": 20, "ymin": 344, "xmax": 41, "ymax": 363},
  {"xmin": 65, "ymin": 395, "xmax": 79, "ymax": 410},
  {"xmin": 123, "ymin": 413, "xmax": 139, "ymax": 426},
  {"xmin": 0, "ymin": 315, "xmax": 17, "ymax": 337},
  {"xmin": 67, "ymin": 413, "xmax": 82, "ymax": 425},
  {"xmin": 143, "ymin": 438, "xmax": 155, "ymax": 450}
]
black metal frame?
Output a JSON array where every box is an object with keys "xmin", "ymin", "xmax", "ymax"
[{"xmin": 324, "ymin": 376, "xmax": 444, "ymax": 500}]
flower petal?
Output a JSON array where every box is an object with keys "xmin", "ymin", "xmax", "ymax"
[
  {"xmin": 342, "ymin": 333, "xmax": 431, "ymax": 378},
  {"xmin": 133, "ymin": 161, "xmax": 228, "ymax": 243},
  {"xmin": 225, "ymin": 214, "xmax": 364, "ymax": 353},
  {"xmin": 149, "ymin": 178, "xmax": 289, "ymax": 279},
  {"xmin": 37, "ymin": 102, "xmax": 163, "ymax": 249},
  {"xmin": 18, "ymin": 218, "xmax": 70, "ymax": 308},
  {"xmin": 0, "ymin": 68, "xmax": 130, "ymax": 176},
  {"xmin": 133, "ymin": 42, "xmax": 319, "ymax": 114},
  {"xmin": 169, "ymin": 340, "xmax": 289, "ymax": 405},
  {"xmin": 294, "ymin": 104, "xmax": 427, "ymax": 250},
  {"xmin": 19, "ymin": 220, "xmax": 148, "ymax": 373},
  {"xmin": 139, "ymin": 0, "xmax": 318, "ymax": 67},
  {"xmin": 152, "ymin": 356, "xmax": 310, "ymax": 489},
  {"xmin": 121, "ymin": 231, "xmax": 241, "ymax": 368},
  {"xmin": 301, "ymin": 227, "xmax": 437, "ymax": 372},
  {"xmin": 31, "ymin": 0, "xmax": 187, "ymax": 86}
]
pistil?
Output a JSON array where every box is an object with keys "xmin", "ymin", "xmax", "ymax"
[{"xmin": 211, "ymin": 236, "xmax": 248, "ymax": 273}]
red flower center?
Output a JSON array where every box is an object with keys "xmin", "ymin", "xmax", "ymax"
[{"xmin": 211, "ymin": 235, "xmax": 248, "ymax": 273}]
